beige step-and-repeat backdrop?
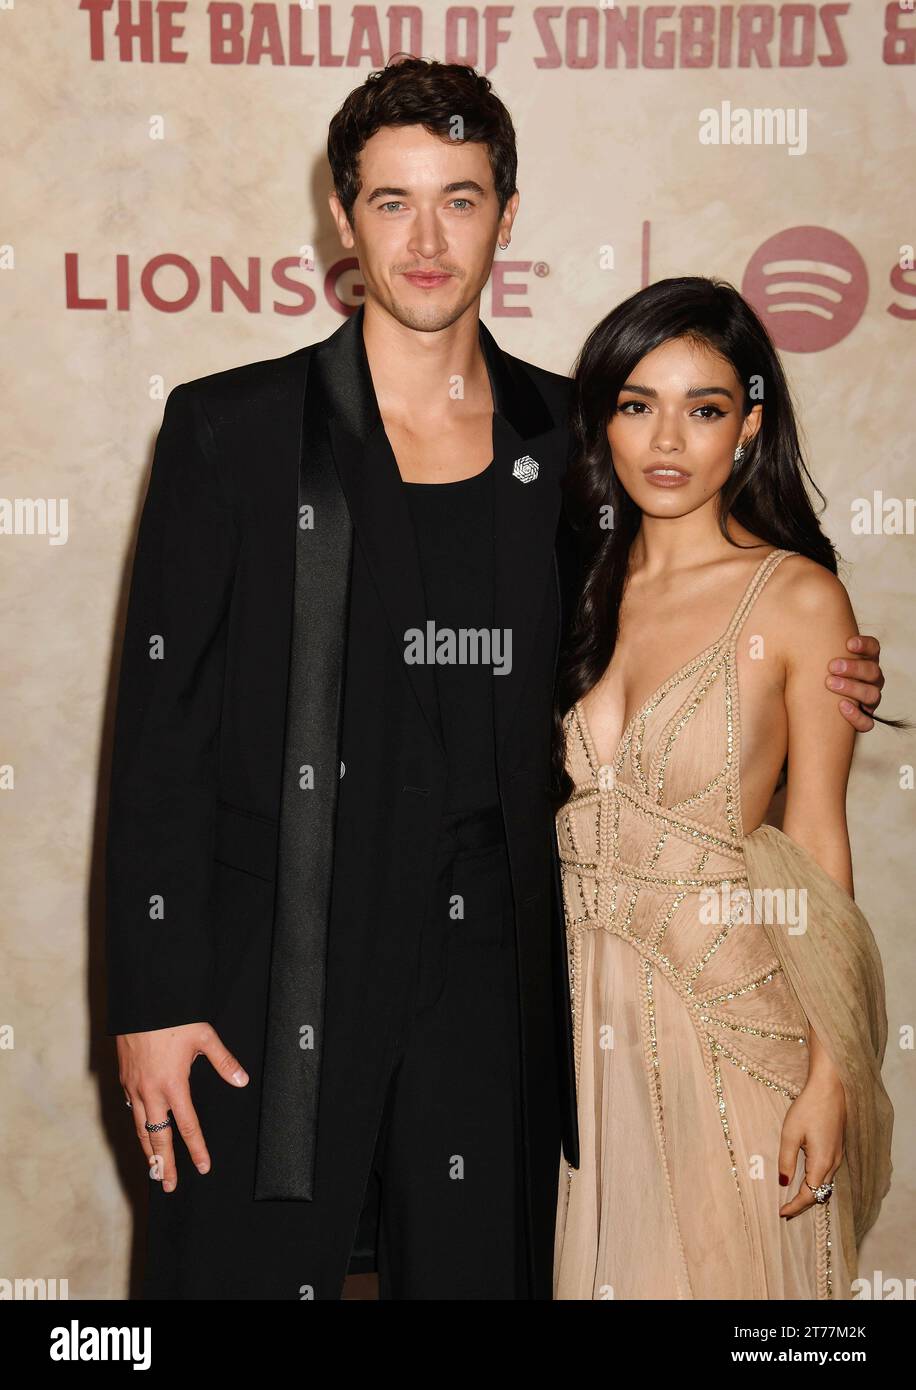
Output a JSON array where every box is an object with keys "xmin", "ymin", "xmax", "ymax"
[{"xmin": 2, "ymin": 1, "xmax": 914, "ymax": 1299}]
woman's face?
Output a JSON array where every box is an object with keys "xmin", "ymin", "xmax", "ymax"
[{"xmin": 606, "ymin": 336, "xmax": 762, "ymax": 518}]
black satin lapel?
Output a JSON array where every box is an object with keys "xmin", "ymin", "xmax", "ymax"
[
  {"xmin": 254, "ymin": 343, "xmax": 353, "ymax": 1202},
  {"xmin": 477, "ymin": 316, "xmax": 555, "ymax": 439}
]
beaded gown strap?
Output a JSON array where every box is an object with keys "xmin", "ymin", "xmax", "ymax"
[
  {"xmin": 563, "ymin": 704, "xmax": 593, "ymax": 787},
  {"xmin": 711, "ymin": 548, "xmax": 797, "ymax": 839},
  {"xmin": 720, "ymin": 548, "xmax": 797, "ymax": 650}
]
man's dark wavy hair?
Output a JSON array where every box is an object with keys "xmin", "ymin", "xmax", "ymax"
[{"xmin": 327, "ymin": 54, "xmax": 518, "ymax": 225}]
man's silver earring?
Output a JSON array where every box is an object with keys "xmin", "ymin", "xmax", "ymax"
[{"xmin": 498, "ymin": 239, "xmax": 509, "ymax": 250}]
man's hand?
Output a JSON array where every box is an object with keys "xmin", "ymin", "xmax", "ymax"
[
  {"xmin": 827, "ymin": 634, "xmax": 884, "ymax": 731},
  {"xmin": 117, "ymin": 1023, "xmax": 249, "ymax": 1192}
]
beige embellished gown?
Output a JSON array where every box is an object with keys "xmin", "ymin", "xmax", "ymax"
[{"xmin": 554, "ymin": 548, "xmax": 893, "ymax": 1300}]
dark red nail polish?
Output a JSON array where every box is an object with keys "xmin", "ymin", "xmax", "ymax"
[{"xmin": 779, "ymin": 1173, "xmax": 789, "ymax": 1185}]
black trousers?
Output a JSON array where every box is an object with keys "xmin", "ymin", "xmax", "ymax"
[{"xmin": 348, "ymin": 805, "xmax": 528, "ymax": 1299}]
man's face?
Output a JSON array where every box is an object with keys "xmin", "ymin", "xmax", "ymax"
[{"xmin": 328, "ymin": 123, "xmax": 517, "ymax": 332}]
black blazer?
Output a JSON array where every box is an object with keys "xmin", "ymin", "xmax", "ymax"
[{"xmin": 106, "ymin": 304, "xmax": 579, "ymax": 1297}]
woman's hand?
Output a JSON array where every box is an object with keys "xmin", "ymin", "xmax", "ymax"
[{"xmin": 778, "ymin": 1060, "xmax": 847, "ymax": 1219}]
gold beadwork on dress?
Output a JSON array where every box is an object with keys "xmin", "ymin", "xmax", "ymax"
[
  {"xmin": 698, "ymin": 1010, "xmax": 808, "ymax": 1044},
  {"xmin": 685, "ymin": 921, "xmax": 739, "ymax": 986},
  {"xmin": 818, "ymin": 1201, "xmax": 833, "ymax": 1299},
  {"xmin": 613, "ymin": 780, "xmax": 744, "ymax": 856},
  {"xmin": 711, "ymin": 1044, "xmax": 741, "ymax": 1185},
  {"xmin": 695, "ymin": 967, "xmax": 782, "ymax": 1007},
  {"xmin": 639, "ymin": 953, "xmax": 694, "ymax": 1290},
  {"xmin": 709, "ymin": 1036, "xmax": 801, "ymax": 1101},
  {"xmin": 649, "ymin": 890, "xmax": 687, "ymax": 948}
]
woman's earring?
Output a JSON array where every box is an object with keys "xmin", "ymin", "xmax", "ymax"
[
  {"xmin": 733, "ymin": 443, "xmax": 745, "ymax": 463},
  {"xmin": 498, "ymin": 239, "xmax": 510, "ymax": 250}
]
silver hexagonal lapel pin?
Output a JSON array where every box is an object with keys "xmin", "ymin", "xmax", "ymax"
[{"xmin": 512, "ymin": 455, "xmax": 539, "ymax": 483}]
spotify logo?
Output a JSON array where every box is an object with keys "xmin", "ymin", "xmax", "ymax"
[{"xmin": 741, "ymin": 226, "xmax": 869, "ymax": 352}]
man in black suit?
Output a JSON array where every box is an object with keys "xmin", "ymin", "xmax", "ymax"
[{"xmin": 106, "ymin": 58, "xmax": 886, "ymax": 1300}]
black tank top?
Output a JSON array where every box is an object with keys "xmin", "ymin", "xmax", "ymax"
[{"xmin": 403, "ymin": 462, "xmax": 499, "ymax": 813}]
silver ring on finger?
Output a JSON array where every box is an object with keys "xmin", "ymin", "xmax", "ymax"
[
  {"xmin": 805, "ymin": 1177, "xmax": 834, "ymax": 1204},
  {"xmin": 145, "ymin": 1117, "xmax": 172, "ymax": 1133}
]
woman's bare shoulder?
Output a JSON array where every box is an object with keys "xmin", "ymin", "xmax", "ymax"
[{"xmin": 766, "ymin": 553, "xmax": 858, "ymax": 663}]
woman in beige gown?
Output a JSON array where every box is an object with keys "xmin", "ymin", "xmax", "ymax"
[{"xmin": 552, "ymin": 277, "xmax": 895, "ymax": 1300}]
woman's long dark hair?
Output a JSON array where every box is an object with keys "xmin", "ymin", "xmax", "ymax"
[{"xmin": 552, "ymin": 275, "xmax": 904, "ymax": 809}]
